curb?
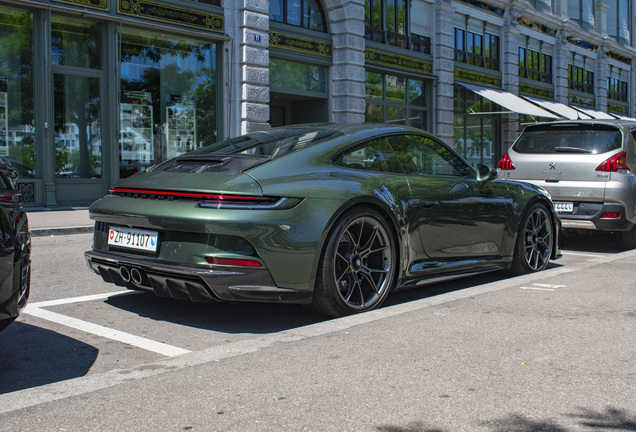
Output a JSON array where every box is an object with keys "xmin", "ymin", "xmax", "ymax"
[{"xmin": 31, "ymin": 226, "xmax": 94, "ymax": 237}]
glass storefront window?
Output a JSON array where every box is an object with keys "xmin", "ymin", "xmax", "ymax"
[
  {"xmin": 453, "ymin": 84, "xmax": 499, "ymax": 168},
  {"xmin": 54, "ymin": 75, "xmax": 101, "ymax": 178},
  {"xmin": 51, "ymin": 17, "xmax": 101, "ymax": 70},
  {"xmin": 119, "ymin": 28, "xmax": 218, "ymax": 178},
  {"xmin": 0, "ymin": 8, "xmax": 35, "ymax": 178},
  {"xmin": 364, "ymin": 71, "xmax": 428, "ymax": 130},
  {"xmin": 269, "ymin": 58, "xmax": 326, "ymax": 93}
]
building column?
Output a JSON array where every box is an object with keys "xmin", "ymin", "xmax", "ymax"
[
  {"xmin": 328, "ymin": 0, "xmax": 366, "ymax": 123},
  {"xmin": 433, "ymin": 0, "xmax": 456, "ymax": 146},
  {"xmin": 502, "ymin": 8, "xmax": 521, "ymax": 149},
  {"xmin": 228, "ymin": 0, "xmax": 271, "ymax": 136},
  {"xmin": 596, "ymin": 45, "xmax": 610, "ymax": 111},
  {"xmin": 596, "ymin": 0, "xmax": 609, "ymax": 38},
  {"xmin": 554, "ymin": 29, "xmax": 570, "ymax": 105}
]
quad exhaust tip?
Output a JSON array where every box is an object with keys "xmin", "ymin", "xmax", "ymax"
[
  {"xmin": 120, "ymin": 266, "xmax": 131, "ymax": 283},
  {"xmin": 131, "ymin": 267, "xmax": 144, "ymax": 285}
]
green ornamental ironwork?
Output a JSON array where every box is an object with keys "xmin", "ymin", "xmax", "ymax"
[
  {"xmin": 519, "ymin": 83, "xmax": 554, "ymax": 100},
  {"xmin": 118, "ymin": 0, "xmax": 224, "ymax": 33},
  {"xmin": 364, "ymin": 49, "xmax": 432, "ymax": 74},
  {"xmin": 568, "ymin": 94, "xmax": 595, "ymax": 108},
  {"xmin": 454, "ymin": 68, "xmax": 501, "ymax": 88},
  {"xmin": 54, "ymin": 0, "xmax": 108, "ymax": 10},
  {"xmin": 608, "ymin": 103, "xmax": 627, "ymax": 114},
  {"xmin": 268, "ymin": 31, "xmax": 332, "ymax": 57}
]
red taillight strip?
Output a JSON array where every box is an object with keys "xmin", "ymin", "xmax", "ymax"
[
  {"xmin": 110, "ymin": 187, "xmax": 271, "ymax": 202},
  {"xmin": 206, "ymin": 257, "xmax": 263, "ymax": 267}
]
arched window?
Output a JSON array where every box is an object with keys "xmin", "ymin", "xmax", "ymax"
[{"xmin": 269, "ymin": 0, "xmax": 326, "ymax": 32}]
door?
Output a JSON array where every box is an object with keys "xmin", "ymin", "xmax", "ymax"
[
  {"xmin": 50, "ymin": 15, "xmax": 106, "ymax": 205},
  {"xmin": 386, "ymin": 134, "xmax": 506, "ymax": 260}
]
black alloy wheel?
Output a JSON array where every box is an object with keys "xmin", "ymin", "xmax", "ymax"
[
  {"xmin": 510, "ymin": 203, "xmax": 553, "ymax": 274},
  {"xmin": 310, "ymin": 208, "xmax": 396, "ymax": 318}
]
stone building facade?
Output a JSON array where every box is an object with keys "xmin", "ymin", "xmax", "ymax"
[{"xmin": 0, "ymin": 0, "xmax": 635, "ymax": 205}]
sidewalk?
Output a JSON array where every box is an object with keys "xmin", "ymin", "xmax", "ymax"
[{"xmin": 25, "ymin": 207, "xmax": 93, "ymax": 237}]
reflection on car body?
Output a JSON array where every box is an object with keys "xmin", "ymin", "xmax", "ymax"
[
  {"xmin": 0, "ymin": 156, "xmax": 31, "ymax": 332},
  {"xmin": 85, "ymin": 123, "xmax": 560, "ymax": 318}
]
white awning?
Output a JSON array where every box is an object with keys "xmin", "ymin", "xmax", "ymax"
[
  {"xmin": 458, "ymin": 83, "xmax": 560, "ymax": 119},
  {"xmin": 521, "ymin": 96, "xmax": 592, "ymax": 120},
  {"xmin": 572, "ymin": 106, "xmax": 618, "ymax": 120}
]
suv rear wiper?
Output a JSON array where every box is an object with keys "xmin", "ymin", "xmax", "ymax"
[{"xmin": 554, "ymin": 147, "xmax": 594, "ymax": 153}]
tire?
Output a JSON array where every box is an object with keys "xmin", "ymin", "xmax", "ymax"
[
  {"xmin": 620, "ymin": 226, "xmax": 636, "ymax": 249},
  {"xmin": 310, "ymin": 207, "xmax": 397, "ymax": 318},
  {"xmin": 509, "ymin": 202, "xmax": 554, "ymax": 275}
]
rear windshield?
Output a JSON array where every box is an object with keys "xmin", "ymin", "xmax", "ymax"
[
  {"xmin": 513, "ymin": 124, "xmax": 623, "ymax": 154},
  {"xmin": 189, "ymin": 128, "xmax": 343, "ymax": 159}
]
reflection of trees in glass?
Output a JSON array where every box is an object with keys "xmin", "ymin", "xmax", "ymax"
[
  {"xmin": 269, "ymin": 58, "xmax": 325, "ymax": 92},
  {"xmin": 365, "ymin": 72, "xmax": 383, "ymax": 100},
  {"xmin": 0, "ymin": 10, "xmax": 35, "ymax": 173},
  {"xmin": 120, "ymin": 31, "xmax": 217, "ymax": 167},
  {"xmin": 54, "ymin": 75, "xmax": 101, "ymax": 178},
  {"xmin": 51, "ymin": 17, "xmax": 101, "ymax": 69},
  {"xmin": 365, "ymin": 103, "xmax": 383, "ymax": 123},
  {"xmin": 386, "ymin": 75, "xmax": 405, "ymax": 103}
]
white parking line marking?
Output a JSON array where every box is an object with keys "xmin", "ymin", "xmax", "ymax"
[
  {"xmin": 561, "ymin": 251, "xmax": 606, "ymax": 258},
  {"xmin": 23, "ymin": 307, "xmax": 191, "ymax": 357},
  {"xmin": 520, "ymin": 283, "xmax": 566, "ymax": 291},
  {"xmin": 26, "ymin": 290, "xmax": 133, "ymax": 309}
]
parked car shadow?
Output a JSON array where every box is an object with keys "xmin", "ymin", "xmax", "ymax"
[
  {"xmin": 0, "ymin": 322, "xmax": 98, "ymax": 394},
  {"xmin": 105, "ymin": 262, "xmax": 562, "ymax": 332},
  {"xmin": 561, "ymin": 230, "xmax": 627, "ymax": 253},
  {"xmin": 374, "ymin": 406, "xmax": 636, "ymax": 431},
  {"xmin": 105, "ymin": 291, "xmax": 329, "ymax": 334},
  {"xmin": 385, "ymin": 263, "xmax": 562, "ymax": 307}
]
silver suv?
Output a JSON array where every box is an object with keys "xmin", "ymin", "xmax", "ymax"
[{"xmin": 498, "ymin": 120, "xmax": 636, "ymax": 248}]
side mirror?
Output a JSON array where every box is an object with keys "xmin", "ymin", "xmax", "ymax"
[{"xmin": 477, "ymin": 164, "xmax": 498, "ymax": 186}]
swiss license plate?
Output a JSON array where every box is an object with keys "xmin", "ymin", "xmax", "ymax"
[
  {"xmin": 554, "ymin": 202, "xmax": 574, "ymax": 213},
  {"xmin": 108, "ymin": 226, "xmax": 158, "ymax": 252}
]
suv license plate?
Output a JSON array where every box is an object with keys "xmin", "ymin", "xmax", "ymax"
[
  {"xmin": 108, "ymin": 226, "xmax": 158, "ymax": 252},
  {"xmin": 554, "ymin": 202, "xmax": 573, "ymax": 213}
]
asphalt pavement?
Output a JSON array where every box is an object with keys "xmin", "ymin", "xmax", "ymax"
[
  {"xmin": 26, "ymin": 207, "xmax": 92, "ymax": 236},
  {"xmin": 3, "ymin": 209, "xmax": 635, "ymax": 431}
]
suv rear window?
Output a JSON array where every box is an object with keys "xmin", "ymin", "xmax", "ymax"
[{"xmin": 513, "ymin": 124, "xmax": 622, "ymax": 154}]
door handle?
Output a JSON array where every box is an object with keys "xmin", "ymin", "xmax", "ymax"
[{"xmin": 419, "ymin": 200, "xmax": 438, "ymax": 209}]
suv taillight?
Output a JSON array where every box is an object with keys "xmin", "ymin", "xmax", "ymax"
[
  {"xmin": 595, "ymin": 152, "xmax": 630, "ymax": 172},
  {"xmin": 497, "ymin": 152, "xmax": 515, "ymax": 170}
]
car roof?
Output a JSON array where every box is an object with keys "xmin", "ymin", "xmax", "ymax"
[
  {"xmin": 527, "ymin": 119, "xmax": 636, "ymax": 129},
  {"xmin": 270, "ymin": 122, "xmax": 427, "ymax": 136}
]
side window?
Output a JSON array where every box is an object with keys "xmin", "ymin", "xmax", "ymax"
[
  {"xmin": 333, "ymin": 138, "xmax": 404, "ymax": 174},
  {"xmin": 387, "ymin": 134, "xmax": 472, "ymax": 177}
]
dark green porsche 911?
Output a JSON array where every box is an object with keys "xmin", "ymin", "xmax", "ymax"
[{"xmin": 85, "ymin": 124, "xmax": 560, "ymax": 318}]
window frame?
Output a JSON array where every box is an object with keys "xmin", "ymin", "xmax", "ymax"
[
  {"xmin": 453, "ymin": 27, "xmax": 500, "ymax": 71},
  {"xmin": 364, "ymin": 0, "xmax": 431, "ymax": 53},
  {"xmin": 269, "ymin": 0, "xmax": 328, "ymax": 32},
  {"xmin": 568, "ymin": 64, "xmax": 594, "ymax": 94}
]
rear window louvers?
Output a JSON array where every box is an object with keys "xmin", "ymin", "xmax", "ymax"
[{"xmin": 149, "ymin": 155, "xmax": 270, "ymax": 175}]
